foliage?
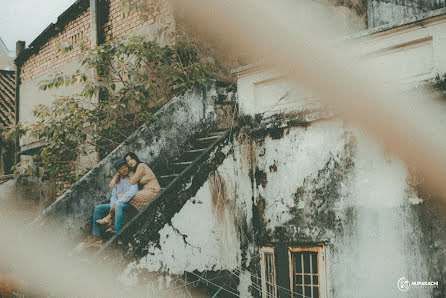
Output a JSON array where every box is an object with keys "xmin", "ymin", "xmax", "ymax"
[
  {"xmin": 12, "ymin": 157, "xmax": 38, "ymax": 179},
  {"xmin": 122, "ymin": 0, "xmax": 240, "ymax": 84},
  {"xmin": 0, "ymin": 129, "xmax": 15, "ymax": 175},
  {"xmin": 433, "ymin": 74, "xmax": 446, "ymax": 92},
  {"xmin": 121, "ymin": 0, "xmax": 155, "ymax": 22},
  {"xmin": 58, "ymin": 41, "xmax": 73, "ymax": 54},
  {"xmin": 4, "ymin": 35, "xmax": 215, "ymax": 183}
]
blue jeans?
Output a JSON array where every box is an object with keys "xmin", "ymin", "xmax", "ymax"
[{"xmin": 92, "ymin": 203, "xmax": 131, "ymax": 236}]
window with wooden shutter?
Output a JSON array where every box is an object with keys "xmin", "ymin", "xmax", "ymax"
[{"xmin": 260, "ymin": 247, "xmax": 278, "ymax": 298}]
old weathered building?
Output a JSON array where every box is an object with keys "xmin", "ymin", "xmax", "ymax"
[
  {"xmin": 15, "ymin": 0, "xmax": 174, "ymax": 156},
  {"xmin": 0, "ymin": 69, "xmax": 15, "ymax": 175},
  {"xmin": 11, "ymin": 0, "xmax": 174, "ymax": 196},
  {"xmin": 0, "ymin": 70, "xmax": 15, "ymax": 128},
  {"xmin": 0, "ymin": 0, "xmax": 440, "ymax": 297},
  {"xmin": 29, "ymin": 6, "xmax": 446, "ymax": 298},
  {"xmin": 0, "ymin": 38, "xmax": 14, "ymax": 70},
  {"xmin": 0, "ymin": 38, "xmax": 16, "ymax": 175}
]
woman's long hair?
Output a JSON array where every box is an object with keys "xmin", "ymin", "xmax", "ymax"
[{"xmin": 123, "ymin": 152, "xmax": 142, "ymax": 173}]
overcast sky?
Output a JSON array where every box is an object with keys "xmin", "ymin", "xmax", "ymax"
[{"xmin": 0, "ymin": 0, "xmax": 77, "ymax": 53}]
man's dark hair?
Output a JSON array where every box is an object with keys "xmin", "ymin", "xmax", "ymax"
[{"xmin": 113, "ymin": 159, "xmax": 127, "ymax": 171}]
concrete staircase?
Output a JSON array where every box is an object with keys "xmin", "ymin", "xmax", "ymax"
[
  {"xmin": 30, "ymin": 81, "xmax": 237, "ymax": 245},
  {"xmin": 96, "ymin": 128, "xmax": 231, "ymax": 262},
  {"xmin": 158, "ymin": 131, "xmax": 227, "ymax": 189}
]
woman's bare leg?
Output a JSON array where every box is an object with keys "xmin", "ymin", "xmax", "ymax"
[
  {"xmin": 105, "ymin": 221, "xmax": 114, "ymax": 232},
  {"xmin": 105, "ymin": 212, "xmax": 115, "ymax": 232},
  {"xmin": 96, "ymin": 213, "xmax": 112, "ymax": 224},
  {"xmin": 96, "ymin": 204, "xmax": 116, "ymax": 225}
]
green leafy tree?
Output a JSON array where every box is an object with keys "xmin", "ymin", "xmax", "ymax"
[{"xmin": 5, "ymin": 35, "xmax": 214, "ymax": 187}]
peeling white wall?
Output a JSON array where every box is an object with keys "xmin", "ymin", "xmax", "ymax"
[
  {"xmin": 258, "ymin": 121, "xmax": 348, "ymax": 232},
  {"xmin": 236, "ymin": 14, "xmax": 446, "ymax": 118},
  {"xmin": 118, "ymin": 114, "xmax": 443, "ymax": 297},
  {"xmin": 249, "ymin": 120, "xmax": 435, "ymax": 297},
  {"xmin": 369, "ymin": 0, "xmax": 425, "ymax": 28},
  {"xmin": 117, "ymin": 17, "xmax": 446, "ymax": 294},
  {"xmin": 121, "ymin": 154, "xmax": 242, "ymax": 283}
]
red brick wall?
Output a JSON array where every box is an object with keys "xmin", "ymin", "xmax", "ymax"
[
  {"xmin": 103, "ymin": 0, "xmax": 170, "ymax": 42},
  {"xmin": 20, "ymin": 1, "xmax": 172, "ymax": 83},
  {"xmin": 20, "ymin": 8, "xmax": 91, "ymax": 83}
]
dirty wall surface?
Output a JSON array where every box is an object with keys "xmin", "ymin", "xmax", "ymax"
[
  {"xmin": 31, "ymin": 83, "xmax": 218, "ymax": 245},
  {"xmin": 120, "ymin": 113, "xmax": 445, "ymax": 297},
  {"xmin": 368, "ymin": 0, "xmax": 446, "ymax": 27},
  {"xmin": 18, "ymin": 0, "xmax": 175, "ymax": 152}
]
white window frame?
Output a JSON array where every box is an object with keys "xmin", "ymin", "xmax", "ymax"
[
  {"xmin": 288, "ymin": 245, "xmax": 327, "ymax": 298},
  {"xmin": 260, "ymin": 246, "xmax": 278, "ymax": 298}
]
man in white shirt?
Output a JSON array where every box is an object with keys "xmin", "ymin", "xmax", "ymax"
[{"xmin": 86, "ymin": 159, "xmax": 138, "ymax": 247}]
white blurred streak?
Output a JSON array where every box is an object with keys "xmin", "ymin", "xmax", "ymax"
[
  {"xmin": 172, "ymin": 0, "xmax": 446, "ymax": 198},
  {"xmin": 3, "ymin": 0, "xmax": 446, "ymax": 295},
  {"xmin": 0, "ymin": 214, "xmax": 147, "ymax": 297}
]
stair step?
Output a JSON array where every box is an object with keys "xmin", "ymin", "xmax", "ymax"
[
  {"xmin": 159, "ymin": 131, "xmax": 227, "ymax": 191},
  {"xmin": 160, "ymin": 173, "xmax": 179, "ymax": 179},
  {"xmin": 208, "ymin": 131, "xmax": 226, "ymax": 136},
  {"xmin": 185, "ymin": 148, "xmax": 207, "ymax": 154},
  {"xmin": 96, "ymin": 130, "xmax": 231, "ymax": 257},
  {"xmin": 195, "ymin": 135, "xmax": 221, "ymax": 142},
  {"xmin": 172, "ymin": 161, "xmax": 193, "ymax": 166}
]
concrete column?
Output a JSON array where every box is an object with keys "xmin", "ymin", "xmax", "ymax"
[
  {"xmin": 89, "ymin": 0, "xmax": 100, "ymax": 105},
  {"xmin": 88, "ymin": 0, "xmax": 101, "ymax": 164},
  {"xmin": 90, "ymin": 0, "xmax": 99, "ymax": 48},
  {"xmin": 14, "ymin": 41, "xmax": 26, "ymax": 164}
]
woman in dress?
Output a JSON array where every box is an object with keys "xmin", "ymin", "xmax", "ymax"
[{"xmin": 97, "ymin": 152, "xmax": 161, "ymax": 231}]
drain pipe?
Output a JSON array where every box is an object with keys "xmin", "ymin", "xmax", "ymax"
[
  {"xmin": 90, "ymin": 0, "xmax": 100, "ymax": 48},
  {"xmin": 89, "ymin": 0, "xmax": 104, "ymax": 164},
  {"xmin": 14, "ymin": 40, "xmax": 25, "ymax": 164}
]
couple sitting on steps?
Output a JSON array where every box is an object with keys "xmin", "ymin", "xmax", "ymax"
[{"xmin": 86, "ymin": 152, "xmax": 161, "ymax": 247}]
